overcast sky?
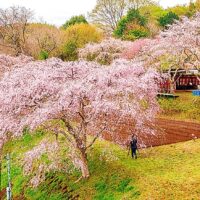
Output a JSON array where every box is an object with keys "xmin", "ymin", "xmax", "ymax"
[{"xmin": 0, "ymin": 0, "xmax": 191, "ymax": 26}]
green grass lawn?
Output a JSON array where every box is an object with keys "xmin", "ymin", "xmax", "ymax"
[
  {"xmin": 158, "ymin": 91, "xmax": 200, "ymax": 122},
  {"xmin": 1, "ymin": 131, "xmax": 200, "ymax": 200}
]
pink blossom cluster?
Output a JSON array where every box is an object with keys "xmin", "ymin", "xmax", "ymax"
[
  {"xmin": 79, "ymin": 38, "xmax": 132, "ymax": 65},
  {"xmin": 23, "ymin": 139, "xmax": 61, "ymax": 187},
  {"xmin": 0, "ymin": 54, "xmax": 33, "ymax": 78},
  {"xmin": 143, "ymin": 13, "xmax": 200, "ymax": 71},
  {"xmin": 121, "ymin": 39, "xmax": 151, "ymax": 60}
]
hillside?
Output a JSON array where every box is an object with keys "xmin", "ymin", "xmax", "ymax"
[
  {"xmin": 1, "ymin": 132, "xmax": 200, "ymax": 200},
  {"xmin": 159, "ymin": 91, "xmax": 200, "ymax": 122}
]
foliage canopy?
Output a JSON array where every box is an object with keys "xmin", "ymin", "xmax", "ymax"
[{"xmin": 62, "ymin": 15, "xmax": 88, "ymax": 30}]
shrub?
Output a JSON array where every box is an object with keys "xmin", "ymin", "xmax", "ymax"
[
  {"xmin": 38, "ymin": 50, "xmax": 49, "ymax": 60},
  {"xmin": 59, "ymin": 23, "xmax": 102, "ymax": 61},
  {"xmin": 62, "ymin": 15, "xmax": 88, "ymax": 30},
  {"xmin": 158, "ymin": 11, "xmax": 179, "ymax": 28},
  {"xmin": 124, "ymin": 29, "xmax": 149, "ymax": 41},
  {"xmin": 126, "ymin": 9, "xmax": 147, "ymax": 26},
  {"xmin": 59, "ymin": 40, "xmax": 78, "ymax": 61},
  {"xmin": 113, "ymin": 17, "xmax": 128, "ymax": 38},
  {"xmin": 114, "ymin": 9, "xmax": 148, "ymax": 40}
]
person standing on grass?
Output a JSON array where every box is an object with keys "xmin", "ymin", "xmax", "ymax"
[{"xmin": 129, "ymin": 135, "xmax": 138, "ymax": 159}]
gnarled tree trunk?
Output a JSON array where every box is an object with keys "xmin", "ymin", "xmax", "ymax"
[{"xmin": 79, "ymin": 148, "xmax": 90, "ymax": 178}]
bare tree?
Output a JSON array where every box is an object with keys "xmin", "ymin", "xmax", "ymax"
[
  {"xmin": 26, "ymin": 23, "xmax": 62, "ymax": 58},
  {"xmin": 0, "ymin": 6, "xmax": 33, "ymax": 55},
  {"xmin": 89, "ymin": 0, "xmax": 157, "ymax": 32},
  {"xmin": 128, "ymin": 0, "xmax": 157, "ymax": 9},
  {"xmin": 89, "ymin": 0, "xmax": 127, "ymax": 32}
]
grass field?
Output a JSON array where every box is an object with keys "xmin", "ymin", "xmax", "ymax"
[
  {"xmin": 158, "ymin": 91, "xmax": 200, "ymax": 122},
  {"xmin": 1, "ymin": 131, "xmax": 200, "ymax": 200}
]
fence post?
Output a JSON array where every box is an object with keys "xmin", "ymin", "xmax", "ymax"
[
  {"xmin": 0, "ymin": 154, "xmax": 1, "ymax": 192},
  {"xmin": 6, "ymin": 153, "xmax": 11, "ymax": 200}
]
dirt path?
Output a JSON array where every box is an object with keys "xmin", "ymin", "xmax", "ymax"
[
  {"xmin": 153, "ymin": 118, "xmax": 200, "ymax": 146},
  {"xmin": 102, "ymin": 118, "xmax": 200, "ymax": 147}
]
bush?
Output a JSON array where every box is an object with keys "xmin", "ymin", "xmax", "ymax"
[
  {"xmin": 158, "ymin": 11, "xmax": 179, "ymax": 28},
  {"xmin": 59, "ymin": 23, "xmax": 102, "ymax": 61},
  {"xmin": 38, "ymin": 50, "xmax": 49, "ymax": 60},
  {"xmin": 62, "ymin": 15, "xmax": 88, "ymax": 29},
  {"xmin": 113, "ymin": 17, "xmax": 128, "ymax": 38},
  {"xmin": 114, "ymin": 9, "xmax": 149, "ymax": 40},
  {"xmin": 124, "ymin": 29, "xmax": 149, "ymax": 41},
  {"xmin": 126, "ymin": 9, "xmax": 147, "ymax": 26},
  {"xmin": 60, "ymin": 40, "xmax": 78, "ymax": 61}
]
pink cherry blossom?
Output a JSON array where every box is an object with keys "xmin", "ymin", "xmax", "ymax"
[
  {"xmin": 141, "ymin": 13, "xmax": 200, "ymax": 92},
  {"xmin": 0, "ymin": 54, "xmax": 160, "ymax": 178},
  {"xmin": 121, "ymin": 39, "xmax": 151, "ymax": 60},
  {"xmin": 79, "ymin": 38, "xmax": 132, "ymax": 65}
]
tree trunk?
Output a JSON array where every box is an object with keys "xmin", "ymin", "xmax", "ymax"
[
  {"xmin": 169, "ymin": 80, "xmax": 175, "ymax": 94},
  {"xmin": 80, "ymin": 150, "xmax": 90, "ymax": 178}
]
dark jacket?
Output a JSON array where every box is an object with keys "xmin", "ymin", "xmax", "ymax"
[{"xmin": 130, "ymin": 139, "xmax": 137, "ymax": 149}]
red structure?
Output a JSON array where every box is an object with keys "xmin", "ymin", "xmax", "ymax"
[
  {"xmin": 159, "ymin": 79, "xmax": 170, "ymax": 93},
  {"xmin": 176, "ymin": 75, "xmax": 200, "ymax": 90},
  {"xmin": 160, "ymin": 70, "xmax": 200, "ymax": 92}
]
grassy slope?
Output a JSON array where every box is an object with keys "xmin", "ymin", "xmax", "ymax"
[
  {"xmin": 1, "ymin": 132, "xmax": 200, "ymax": 200},
  {"xmin": 158, "ymin": 91, "xmax": 200, "ymax": 122}
]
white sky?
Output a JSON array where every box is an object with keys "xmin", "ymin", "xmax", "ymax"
[{"xmin": 0, "ymin": 0, "xmax": 191, "ymax": 26}]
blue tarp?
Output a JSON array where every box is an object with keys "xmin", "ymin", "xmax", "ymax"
[{"xmin": 192, "ymin": 90, "xmax": 200, "ymax": 96}]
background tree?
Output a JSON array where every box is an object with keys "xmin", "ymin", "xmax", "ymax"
[
  {"xmin": 114, "ymin": 9, "xmax": 149, "ymax": 40},
  {"xmin": 166, "ymin": 5, "xmax": 190, "ymax": 17},
  {"xmin": 196, "ymin": 0, "xmax": 200, "ymax": 10},
  {"xmin": 186, "ymin": 1, "xmax": 197, "ymax": 17},
  {"xmin": 0, "ymin": 6, "xmax": 33, "ymax": 55},
  {"xmin": 89, "ymin": 0, "xmax": 157, "ymax": 32},
  {"xmin": 62, "ymin": 15, "xmax": 88, "ymax": 30},
  {"xmin": 0, "ymin": 55, "xmax": 159, "ymax": 180},
  {"xmin": 59, "ymin": 23, "xmax": 102, "ymax": 61},
  {"xmin": 89, "ymin": 0, "xmax": 127, "ymax": 32},
  {"xmin": 26, "ymin": 23, "xmax": 63, "ymax": 59},
  {"xmin": 128, "ymin": 0, "xmax": 157, "ymax": 10},
  {"xmin": 139, "ymin": 5, "xmax": 165, "ymax": 36},
  {"xmin": 158, "ymin": 11, "xmax": 179, "ymax": 28}
]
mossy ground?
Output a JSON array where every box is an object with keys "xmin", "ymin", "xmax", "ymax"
[{"xmin": 1, "ymin": 131, "xmax": 200, "ymax": 200}]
